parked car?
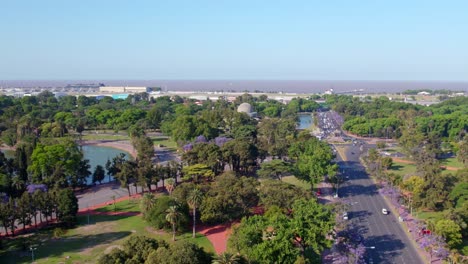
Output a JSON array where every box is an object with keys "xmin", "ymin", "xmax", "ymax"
[
  {"xmin": 382, "ymin": 208, "xmax": 389, "ymax": 215},
  {"xmin": 343, "ymin": 212, "xmax": 349, "ymax": 220}
]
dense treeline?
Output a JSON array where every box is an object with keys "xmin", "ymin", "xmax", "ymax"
[
  {"xmin": 340, "ymin": 94, "xmax": 468, "ymax": 257},
  {"xmin": 328, "ymin": 95, "xmax": 467, "ymax": 149},
  {"xmin": 135, "ymin": 171, "xmax": 334, "ymax": 263},
  {"xmin": 0, "ymin": 90, "xmax": 340, "ymax": 263},
  {"xmin": 0, "ymin": 91, "xmax": 333, "ymax": 238},
  {"xmin": 0, "ymin": 186, "xmax": 78, "ymax": 235}
]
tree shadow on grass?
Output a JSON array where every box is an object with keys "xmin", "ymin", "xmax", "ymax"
[
  {"xmin": 1, "ymin": 231, "xmax": 132, "ymax": 264},
  {"xmin": 390, "ymin": 164, "xmax": 404, "ymax": 171},
  {"xmin": 76, "ymin": 213, "xmax": 139, "ymax": 225}
]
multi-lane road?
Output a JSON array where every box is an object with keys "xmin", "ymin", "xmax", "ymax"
[{"xmin": 335, "ymin": 143, "xmax": 424, "ymax": 264}]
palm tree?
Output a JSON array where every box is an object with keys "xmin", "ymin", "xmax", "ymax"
[
  {"xmin": 165, "ymin": 205, "xmax": 181, "ymax": 241},
  {"xmin": 140, "ymin": 193, "xmax": 156, "ymax": 219},
  {"xmin": 187, "ymin": 188, "xmax": 204, "ymax": 238},
  {"xmin": 212, "ymin": 252, "xmax": 241, "ymax": 264},
  {"xmin": 165, "ymin": 178, "xmax": 175, "ymax": 195}
]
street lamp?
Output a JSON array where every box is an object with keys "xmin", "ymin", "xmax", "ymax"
[
  {"xmin": 30, "ymin": 247, "xmax": 37, "ymax": 262},
  {"xmin": 365, "ymin": 246, "xmax": 376, "ymax": 249}
]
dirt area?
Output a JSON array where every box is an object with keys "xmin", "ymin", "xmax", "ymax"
[{"xmin": 198, "ymin": 222, "xmax": 233, "ymax": 254}]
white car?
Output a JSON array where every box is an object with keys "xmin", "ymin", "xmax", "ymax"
[
  {"xmin": 343, "ymin": 212, "xmax": 349, "ymax": 220},
  {"xmin": 382, "ymin": 208, "xmax": 389, "ymax": 215}
]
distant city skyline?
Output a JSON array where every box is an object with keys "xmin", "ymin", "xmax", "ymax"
[
  {"xmin": 1, "ymin": 80, "xmax": 467, "ymax": 93},
  {"xmin": 1, "ymin": 1, "xmax": 467, "ymax": 81}
]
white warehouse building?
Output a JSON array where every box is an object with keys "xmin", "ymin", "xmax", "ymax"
[{"xmin": 99, "ymin": 86, "xmax": 150, "ymax": 93}]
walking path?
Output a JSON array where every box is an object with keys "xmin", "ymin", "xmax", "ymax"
[{"xmin": 198, "ymin": 223, "xmax": 233, "ymax": 254}]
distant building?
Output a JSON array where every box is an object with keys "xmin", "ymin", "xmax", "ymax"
[
  {"xmin": 112, "ymin": 94, "xmax": 129, "ymax": 100},
  {"xmin": 237, "ymin": 103, "xmax": 257, "ymax": 117},
  {"xmin": 417, "ymin": 91, "xmax": 431, "ymax": 96},
  {"xmin": 99, "ymin": 86, "xmax": 149, "ymax": 93},
  {"xmin": 324, "ymin": 88, "xmax": 334, "ymax": 95}
]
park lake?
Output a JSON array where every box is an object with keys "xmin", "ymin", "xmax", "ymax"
[
  {"xmin": 298, "ymin": 113, "xmax": 314, "ymax": 130},
  {"xmin": 1, "ymin": 145, "xmax": 130, "ymax": 185}
]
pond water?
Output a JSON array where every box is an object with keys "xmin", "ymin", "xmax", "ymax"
[
  {"xmin": 298, "ymin": 114, "xmax": 314, "ymax": 130},
  {"xmin": 81, "ymin": 145, "xmax": 130, "ymax": 184},
  {"xmin": 2, "ymin": 145, "xmax": 130, "ymax": 185}
]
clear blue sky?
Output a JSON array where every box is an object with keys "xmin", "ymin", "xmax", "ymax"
[{"xmin": 1, "ymin": 0, "xmax": 467, "ymax": 80}]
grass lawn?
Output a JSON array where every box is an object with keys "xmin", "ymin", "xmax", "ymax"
[
  {"xmin": 152, "ymin": 136, "xmax": 177, "ymax": 150},
  {"xmin": 389, "ymin": 161, "xmax": 417, "ymax": 177},
  {"xmin": 94, "ymin": 198, "xmax": 141, "ymax": 213},
  {"xmin": 416, "ymin": 211, "xmax": 445, "ymax": 223},
  {"xmin": 0, "ymin": 199, "xmax": 214, "ymax": 264},
  {"xmin": 282, "ymin": 175, "xmax": 311, "ymax": 191},
  {"xmin": 440, "ymin": 157, "xmax": 465, "ymax": 169}
]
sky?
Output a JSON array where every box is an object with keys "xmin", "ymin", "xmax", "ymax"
[{"xmin": 1, "ymin": 0, "xmax": 468, "ymax": 81}]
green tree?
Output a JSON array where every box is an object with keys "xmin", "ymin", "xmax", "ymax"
[
  {"xmin": 146, "ymin": 195, "xmax": 189, "ymax": 232},
  {"xmin": 16, "ymin": 192, "xmax": 33, "ymax": 232},
  {"xmin": 171, "ymin": 182, "xmax": 199, "ymax": 203},
  {"xmin": 449, "ymin": 182, "xmax": 468, "ymax": 208},
  {"xmin": 146, "ymin": 240, "xmax": 212, "ymax": 264},
  {"xmin": 28, "ymin": 139, "xmax": 83, "ymax": 187},
  {"xmin": 98, "ymin": 248, "xmax": 132, "ymax": 264},
  {"xmin": 71, "ymin": 159, "xmax": 91, "ymax": 189},
  {"xmin": 212, "ymin": 252, "xmax": 243, "ymax": 264},
  {"xmin": 114, "ymin": 160, "xmax": 136, "ymax": 196},
  {"xmin": 257, "ymin": 159, "xmax": 291, "ymax": 181},
  {"xmin": 166, "ymin": 205, "xmax": 182, "ymax": 241},
  {"xmin": 140, "ymin": 193, "xmax": 156, "ymax": 220},
  {"xmin": 200, "ymin": 173, "xmax": 259, "ymax": 224},
  {"xmin": 187, "ymin": 188, "xmax": 204, "ymax": 238},
  {"xmin": 435, "ymin": 219, "xmax": 462, "ymax": 249},
  {"xmin": 457, "ymin": 137, "xmax": 468, "ymax": 166},
  {"xmin": 221, "ymin": 139, "xmax": 258, "ymax": 175},
  {"xmin": 257, "ymin": 118, "xmax": 296, "ymax": 159},
  {"xmin": 92, "ymin": 165, "xmax": 106, "ymax": 184},
  {"xmin": 290, "ymin": 199, "xmax": 335, "ymax": 256},
  {"xmin": 289, "ymin": 138, "xmax": 337, "ymax": 191},
  {"xmin": 258, "ymin": 180, "xmax": 311, "ymax": 210},
  {"xmin": 56, "ymin": 188, "xmax": 78, "ymax": 227},
  {"xmin": 381, "ymin": 156, "xmax": 393, "ymax": 170},
  {"xmin": 171, "ymin": 115, "xmax": 198, "ymax": 143},
  {"xmin": 182, "ymin": 143, "xmax": 224, "ymax": 175},
  {"xmin": 122, "ymin": 235, "xmax": 164, "ymax": 263},
  {"xmin": 228, "ymin": 199, "xmax": 333, "ymax": 263},
  {"xmin": 182, "ymin": 164, "xmax": 214, "ymax": 183}
]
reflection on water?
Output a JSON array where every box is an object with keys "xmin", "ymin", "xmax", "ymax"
[
  {"xmin": 2, "ymin": 146, "xmax": 130, "ymax": 185},
  {"xmin": 298, "ymin": 114, "xmax": 313, "ymax": 130},
  {"xmin": 82, "ymin": 145, "xmax": 130, "ymax": 184}
]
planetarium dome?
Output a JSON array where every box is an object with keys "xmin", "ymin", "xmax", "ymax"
[{"xmin": 237, "ymin": 103, "xmax": 253, "ymax": 114}]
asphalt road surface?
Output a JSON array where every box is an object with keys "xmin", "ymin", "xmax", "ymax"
[{"xmin": 336, "ymin": 144, "xmax": 424, "ymax": 264}]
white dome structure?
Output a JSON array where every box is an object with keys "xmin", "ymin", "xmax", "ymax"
[{"xmin": 237, "ymin": 103, "xmax": 253, "ymax": 114}]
